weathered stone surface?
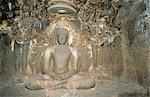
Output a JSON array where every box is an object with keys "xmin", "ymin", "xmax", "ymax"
[{"xmin": 0, "ymin": 0, "xmax": 150, "ymax": 97}]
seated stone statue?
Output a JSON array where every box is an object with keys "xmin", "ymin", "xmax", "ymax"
[{"xmin": 25, "ymin": 28, "xmax": 95, "ymax": 90}]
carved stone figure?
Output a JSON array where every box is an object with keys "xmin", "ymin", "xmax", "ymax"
[
  {"xmin": 14, "ymin": 9, "xmax": 31, "ymax": 76},
  {"xmin": 25, "ymin": 28, "xmax": 95, "ymax": 90},
  {"xmin": 14, "ymin": 7, "xmax": 44, "ymax": 77}
]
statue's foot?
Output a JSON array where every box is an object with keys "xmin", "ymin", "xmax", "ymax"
[
  {"xmin": 13, "ymin": 74, "xmax": 28, "ymax": 83},
  {"xmin": 25, "ymin": 73, "xmax": 95, "ymax": 90},
  {"xmin": 25, "ymin": 74, "xmax": 52, "ymax": 90},
  {"xmin": 67, "ymin": 74, "xmax": 95, "ymax": 89}
]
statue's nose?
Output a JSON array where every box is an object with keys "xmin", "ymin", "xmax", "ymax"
[{"xmin": 61, "ymin": 37, "xmax": 64, "ymax": 40}]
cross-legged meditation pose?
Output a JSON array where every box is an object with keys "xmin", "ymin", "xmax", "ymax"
[{"xmin": 25, "ymin": 28, "xmax": 95, "ymax": 90}]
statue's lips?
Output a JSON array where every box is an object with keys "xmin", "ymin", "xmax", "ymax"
[{"xmin": 47, "ymin": 3, "xmax": 77, "ymax": 15}]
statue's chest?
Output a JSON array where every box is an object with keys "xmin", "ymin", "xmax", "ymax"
[{"xmin": 53, "ymin": 46, "xmax": 71, "ymax": 60}]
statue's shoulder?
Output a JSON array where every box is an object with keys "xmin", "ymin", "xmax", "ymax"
[{"xmin": 45, "ymin": 46, "xmax": 56, "ymax": 53}]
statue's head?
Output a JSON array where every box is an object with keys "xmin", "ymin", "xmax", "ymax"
[{"xmin": 55, "ymin": 28, "xmax": 69, "ymax": 45}]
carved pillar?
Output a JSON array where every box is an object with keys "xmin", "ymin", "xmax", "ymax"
[
  {"xmin": 0, "ymin": 34, "xmax": 3, "ymax": 73},
  {"xmin": 148, "ymin": 51, "xmax": 150, "ymax": 83},
  {"xmin": 97, "ymin": 45, "xmax": 103, "ymax": 66},
  {"xmin": 92, "ymin": 44, "xmax": 97, "ymax": 68},
  {"xmin": 22, "ymin": 43, "xmax": 29, "ymax": 74},
  {"xmin": 92, "ymin": 44, "xmax": 103, "ymax": 68},
  {"xmin": 77, "ymin": 47, "xmax": 91, "ymax": 72},
  {"xmin": 15, "ymin": 41, "xmax": 29, "ymax": 75},
  {"xmin": 15, "ymin": 43, "xmax": 22, "ymax": 73},
  {"xmin": 0, "ymin": 33, "xmax": 9, "ymax": 73},
  {"xmin": 120, "ymin": 32, "xmax": 130, "ymax": 79}
]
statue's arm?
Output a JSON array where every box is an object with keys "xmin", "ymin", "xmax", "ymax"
[{"xmin": 42, "ymin": 47, "xmax": 54, "ymax": 74}]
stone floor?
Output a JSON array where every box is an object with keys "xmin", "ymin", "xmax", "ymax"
[{"xmin": 0, "ymin": 76, "xmax": 149, "ymax": 97}]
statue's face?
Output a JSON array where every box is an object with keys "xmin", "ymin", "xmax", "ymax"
[{"xmin": 58, "ymin": 33, "xmax": 67, "ymax": 45}]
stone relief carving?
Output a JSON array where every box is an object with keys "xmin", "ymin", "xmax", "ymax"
[
  {"xmin": 25, "ymin": 28, "xmax": 95, "ymax": 90},
  {"xmin": 0, "ymin": 0, "xmax": 149, "ymax": 97}
]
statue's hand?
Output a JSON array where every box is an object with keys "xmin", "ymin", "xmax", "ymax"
[{"xmin": 49, "ymin": 67, "xmax": 77, "ymax": 80}]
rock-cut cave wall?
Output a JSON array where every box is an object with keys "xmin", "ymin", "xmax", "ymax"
[
  {"xmin": 128, "ymin": 0, "xmax": 150, "ymax": 86},
  {"xmin": 0, "ymin": 0, "xmax": 149, "ymax": 88},
  {"xmin": 119, "ymin": 0, "xmax": 149, "ymax": 87}
]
